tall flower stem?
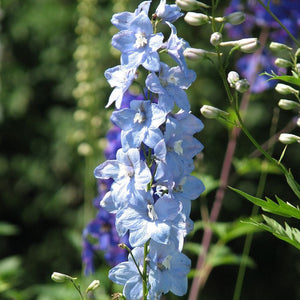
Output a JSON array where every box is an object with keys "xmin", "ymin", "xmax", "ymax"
[
  {"xmin": 189, "ymin": 28, "xmax": 269, "ymax": 300},
  {"xmin": 233, "ymin": 107, "xmax": 279, "ymax": 300}
]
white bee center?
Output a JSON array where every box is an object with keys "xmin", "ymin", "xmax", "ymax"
[
  {"xmin": 147, "ymin": 203, "xmax": 158, "ymax": 221},
  {"xmin": 119, "ymin": 164, "xmax": 134, "ymax": 178},
  {"xmin": 134, "ymin": 32, "xmax": 147, "ymax": 48},
  {"xmin": 158, "ymin": 255, "xmax": 172, "ymax": 271},
  {"xmin": 167, "ymin": 74, "xmax": 179, "ymax": 85},
  {"xmin": 134, "ymin": 109, "xmax": 146, "ymax": 124},
  {"xmin": 174, "ymin": 140, "xmax": 183, "ymax": 155}
]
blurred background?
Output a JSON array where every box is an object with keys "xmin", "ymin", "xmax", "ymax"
[{"xmin": 1, "ymin": 0, "xmax": 300, "ymax": 299}]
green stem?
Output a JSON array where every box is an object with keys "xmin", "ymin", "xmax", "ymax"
[
  {"xmin": 143, "ymin": 241, "xmax": 149, "ymax": 299},
  {"xmin": 257, "ymin": 0, "xmax": 300, "ymax": 48},
  {"xmin": 233, "ymin": 107, "xmax": 280, "ymax": 299},
  {"xmin": 71, "ymin": 280, "xmax": 85, "ymax": 300}
]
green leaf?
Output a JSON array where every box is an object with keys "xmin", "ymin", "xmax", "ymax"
[
  {"xmin": 233, "ymin": 157, "xmax": 281, "ymax": 175},
  {"xmin": 230, "ymin": 187, "xmax": 300, "ymax": 219},
  {"xmin": 268, "ymin": 75, "xmax": 300, "ymax": 86},
  {"xmin": 184, "ymin": 242, "xmax": 203, "ymax": 256},
  {"xmin": 249, "ymin": 215, "xmax": 300, "ymax": 250},
  {"xmin": 284, "ymin": 169, "xmax": 300, "ymax": 200},
  {"xmin": 207, "ymin": 245, "xmax": 255, "ymax": 268},
  {"xmin": 0, "ymin": 222, "xmax": 19, "ymax": 236}
]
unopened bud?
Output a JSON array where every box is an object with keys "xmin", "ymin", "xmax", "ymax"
[
  {"xmin": 184, "ymin": 12, "xmax": 209, "ymax": 26},
  {"xmin": 274, "ymin": 58, "xmax": 292, "ymax": 68},
  {"xmin": 86, "ymin": 280, "xmax": 100, "ymax": 292},
  {"xmin": 175, "ymin": 0, "xmax": 210, "ymax": 11},
  {"xmin": 184, "ymin": 47, "xmax": 218, "ymax": 61},
  {"xmin": 235, "ymin": 79, "xmax": 249, "ymax": 93},
  {"xmin": 275, "ymin": 83, "xmax": 299, "ymax": 96},
  {"xmin": 227, "ymin": 71, "xmax": 240, "ymax": 88},
  {"xmin": 51, "ymin": 272, "xmax": 77, "ymax": 283},
  {"xmin": 220, "ymin": 38, "xmax": 259, "ymax": 53},
  {"xmin": 210, "ymin": 32, "xmax": 223, "ymax": 46},
  {"xmin": 296, "ymin": 63, "xmax": 300, "ymax": 74},
  {"xmin": 224, "ymin": 12, "xmax": 245, "ymax": 25},
  {"xmin": 238, "ymin": 38, "xmax": 259, "ymax": 53},
  {"xmin": 279, "ymin": 133, "xmax": 300, "ymax": 144},
  {"xmin": 296, "ymin": 117, "xmax": 300, "ymax": 127},
  {"xmin": 200, "ymin": 105, "xmax": 229, "ymax": 119},
  {"xmin": 278, "ymin": 99, "xmax": 300, "ymax": 110},
  {"xmin": 269, "ymin": 42, "xmax": 292, "ymax": 52}
]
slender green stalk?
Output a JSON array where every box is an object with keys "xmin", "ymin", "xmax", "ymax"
[
  {"xmin": 257, "ymin": 0, "xmax": 300, "ymax": 48},
  {"xmin": 233, "ymin": 107, "xmax": 280, "ymax": 299},
  {"xmin": 143, "ymin": 241, "xmax": 149, "ymax": 300},
  {"xmin": 70, "ymin": 279, "xmax": 85, "ymax": 300}
]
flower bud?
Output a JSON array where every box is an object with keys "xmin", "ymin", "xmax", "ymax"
[
  {"xmin": 296, "ymin": 117, "xmax": 300, "ymax": 127},
  {"xmin": 86, "ymin": 280, "xmax": 100, "ymax": 292},
  {"xmin": 184, "ymin": 12, "xmax": 209, "ymax": 26},
  {"xmin": 269, "ymin": 42, "xmax": 292, "ymax": 52},
  {"xmin": 227, "ymin": 71, "xmax": 240, "ymax": 88},
  {"xmin": 275, "ymin": 83, "xmax": 299, "ymax": 96},
  {"xmin": 235, "ymin": 79, "xmax": 250, "ymax": 93},
  {"xmin": 220, "ymin": 38, "xmax": 259, "ymax": 53},
  {"xmin": 278, "ymin": 99, "xmax": 300, "ymax": 110},
  {"xmin": 279, "ymin": 133, "xmax": 300, "ymax": 144},
  {"xmin": 274, "ymin": 58, "xmax": 292, "ymax": 68},
  {"xmin": 200, "ymin": 105, "xmax": 229, "ymax": 119},
  {"xmin": 184, "ymin": 47, "xmax": 218, "ymax": 61},
  {"xmin": 238, "ymin": 38, "xmax": 259, "ymax": 53},
  {"xmin": 296, "ymin": 63, "xmax": 300, "ymax": 74},
  {"xmin": 210, "ymin": 32, "xmax": 223, "ymax": 46},
  {"xmin": 51, "ymin": 272, "xmax": 77, "ymax": 283},
  {"xmin": 224, "ymin": 12, "xmax": 245, "ymax": 25},
  {"xmin": 175, "ymin": 0, "xmax": 210, "ymax": 11}
]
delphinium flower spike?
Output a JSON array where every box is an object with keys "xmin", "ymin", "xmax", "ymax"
[{"xmin": 93, "ymin": 1, "xmax": 205, "ymax": 299}]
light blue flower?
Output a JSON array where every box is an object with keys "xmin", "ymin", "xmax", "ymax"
[
  {"xmin": 155, "ymin": 0, "xmax": 183, "ymax": 23},
  {"xmin": 146, "ymin": 62, "xmax": 196, "ymax": 112},
  {"xmin": 104, "ymin": 65, "xmax": 137, "ymax": 108},
  {"xmin": 111, "ymin": 1, "xmax": 152, "ymax": 30},
  {"xmin": 156, "ymin": 114, "xmax": 203, "ymax": 181},
  {"xmin": 111, "ymin": 100, "xmax": 166, "ymax": 151},
  {"xmin": 163, "ymin": 22, "xmax": 190, "ymax": 74},
  {"xmin": 116, "ymin": 192, "xmax": 182, "ymax": 247},
  {"xmin": 108, "ymin": 247, "xmax": 145, "ymax": 300},
  {"xmin": 112, "ymin": 11, "xmax": 164, "ymax": 71},
  {"xmin": 94, "ymin": 148, "xmax": 152, "ymax": 208},
  {"xmin": 148, "ymin": 240, "xmax": 191, "ymax": 297}
]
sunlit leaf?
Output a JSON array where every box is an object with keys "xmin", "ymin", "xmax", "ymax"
[
  {"xmin": 230, "ymin": 187, "xmax": 300, "ymax": 219},
  {"xmin": 249, "ymin": 215, "xmax": 300, "ymax": 250}
]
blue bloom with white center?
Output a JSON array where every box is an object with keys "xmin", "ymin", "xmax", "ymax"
[
  {"xmin": 116, "ymin": 191, "xmax": 182, "ymax": 247},
  {"xmin": 148, "ymin": 240, "xmax": 191, "ymax": 298},
  {"xmin": 146, "ymin": 62, "xmax": 196, "ymax": 112},
  {"xmin": 163, "ymin": 22, "xmax": 190, "ymax": 75},
  {"xmin": 94, "ymin": 148, "xmax": 152, "ymax": 208},
  {"xmin": 111, "ymin": 100, "xmax": 167, "ymax": 151},
  {"xmin": 112, "ymin": 11, "xmax": 164, "ymax": 71},
  {"xmin": 104, "ymin": 65, "xmax": 137, "ymax": 108}
]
